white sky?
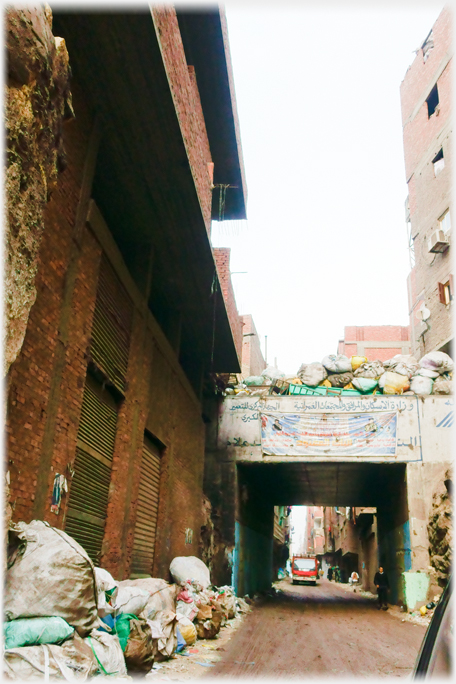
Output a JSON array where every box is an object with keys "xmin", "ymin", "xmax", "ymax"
[
  {"xmin": 211, "ymin": 1, "xmax": 445, "ymax": 375},
  {"xmin": 290, "ymin": 505, "xmax": 308, "ymax": 556}
]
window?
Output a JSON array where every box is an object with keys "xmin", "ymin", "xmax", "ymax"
[
  {"xmin": 439, "ymin": 210, "xmax": 451, "ymax": 234},
  {"xmin": 426, "ymin": 85, "xmax": 439, "ymax": 118},
  {"xmin": 432, "ymin": 149, "xmax": 445, "ymax": 176},
  {"xmin": 438, "ymin": 277, "xmax": 453, "ymax": 305}
]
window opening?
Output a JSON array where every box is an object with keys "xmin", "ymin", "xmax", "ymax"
[
  {"xmin": 426, "ymin": 85, "xmax": 439, "ymax": 118},
  {"xmin": 438, "ymin": 280, "xmax": 453, "ymax": 305},
  {"xmin": 439, "ymin": 210, "xmax": 451, "ymax": 234},
  {"xmin": 432, "ymin": 149, "xmax": 445, "ymax": 176}
]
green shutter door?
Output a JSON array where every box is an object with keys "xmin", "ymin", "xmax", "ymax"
[
  {"xmin": 130, "ymin": 436, "xmax": 161, "ymax": 577},
  {"xmin": 65, "ymin": 376, "xmax": 117, "ymax": 564}
]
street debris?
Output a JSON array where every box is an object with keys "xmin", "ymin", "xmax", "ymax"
[
  {"xmin": 3, "ymin": 525, "xmax": 250, "ymax": 679},
  {"xmin": 223, "ymin": 352, "xmax": 453, "ymax": 397}
]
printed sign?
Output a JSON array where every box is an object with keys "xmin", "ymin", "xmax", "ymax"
[{"xmin": 261, "ymin": 411, "xmax": 398, "ymax": 456}]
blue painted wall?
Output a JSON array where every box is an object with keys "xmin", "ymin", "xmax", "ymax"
[{"xmin": 233, "ymin": 521, "xmax": 273, "ymax": 597}]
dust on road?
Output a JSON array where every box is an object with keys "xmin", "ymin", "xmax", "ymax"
[{"xmin": 205, "ymin": 578, "xmax": 426, "ymax": 679}]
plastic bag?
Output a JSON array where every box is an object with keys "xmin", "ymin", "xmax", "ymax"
[
  {"xmin": 5, "ymin": 520, "xmax": 99, "ymax": 637},
  {"xmin": 351, "ymin": 356, "xmax": 368, "ymax": 371},
  {"xmin": 298, "ymin": 363, "xmax": 328, "ymax": 387},
  {"xmin": 321, "ymin": 354, "xmax": 352, "ymax": 374},
  {"xmin": 95, "ymin": 567, "xmax": 118, "ymax": 594},
  {"xmin": 416, "ymin": 367, "xmax": 440, "ymax": 379},
  {"xmin": 194, "ymin": 603, "xmax": 222, "ymax": 639},
  {"xmin": 169, "ymin": 556, "xmax": 210, "ymax": 590},
  {"xmin": 85, "ymin": 630, "xmax": 127, "ymax": 677},
  {"xmin": 4, "ymin": 617, "xmax": 74, "ymax": 650},
  {"xmin": 176, "ymin": 615, "xmax": 197, "ymax": 645},
  {"xmin": 113, "ymin": 585, "xmax": 150, "ymax": 616},
  {"xmin": 379, "ymin": 371, "xmax": 410, "ymax": 394},
  {"xmin": 243, "ymin": 376, "xmax": 265, "ymax": 386},
  {"xmin": 4, "ymin": 633, "xmax": 97, "ymax": 680},
  {"xmin": 420, "ymin": 351, "xmax": 454, "ymax": 374},
  {"xmin": 261, "ymin": 365, "xmax": 285, "ymax": 381},
  {"xmin": 353, "ymin": 360, "xmax": 385, "ymax": 379},
  {"xmin": 352, "ymin": 377, "xmax": 378, "ymax": 393},
  {"xmin": 328, "ymin": 371, "xmax": 354, "ymax": 388},
  {"xmin": 124, "ymin": 618, "xmax": 155, "ymax": 673},
  {"xmin": 432, "ymin": 377, "xmax": 452, "ymax": 395},
  {"xmin": 410, "ymin": 375, "xmax": 434, "ymax": 395},
  {"xmin": 152, "ymin": 610, "xmax": 178, "ymax": 661},
  {"xmin": 127, "ymin": 578, "xmax": 178, "ymax": 621},
  {"xmin": 383, "ymin": 354, "xmax": 419, "ymax": 378}
]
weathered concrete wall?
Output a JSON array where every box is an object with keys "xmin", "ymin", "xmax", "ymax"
[{"xmin": 5, "ymin": 5, "xmax": 73, "ymax": 375}]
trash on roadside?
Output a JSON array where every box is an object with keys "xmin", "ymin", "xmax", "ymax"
[
  {"xmin": 176, "ymin": 614, "xmax": 197, "ymax": 645},
  {"xmin": 85, "ymin": 630, "xmax": 128, "ymax": 677},
  {"xmin": 170, "ymin": 556, "xmax": 211, "ymax": 591},
  {"xmin": 123, "ymin": 617, "xmax": 155, "ymax": 673},
  {"xmin": 4, "ymin": 616, "xmax": 75, "ymax": 650}
]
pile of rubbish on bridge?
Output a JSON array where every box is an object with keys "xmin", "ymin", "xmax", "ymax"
[
  {"xmin": 3, "ymin": 520, "xmax": 250, "ymax": 679},
  {"xmin": 226, "ymin": 351, "xmax": 453, "ymax": 398}
]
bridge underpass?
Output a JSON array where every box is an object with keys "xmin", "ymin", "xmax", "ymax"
[{"xmin": 234, "ymin": 460, "xmax": 410, "ymax": 603}]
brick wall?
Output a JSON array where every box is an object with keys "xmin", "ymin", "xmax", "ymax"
[
  {"xmin": 401, "ymin": 7, "xmax": 453, "ymax": 359},
  {"xmin": 213, "ymin": 248, "xmax": 243, "ymax": 365},
  {"xmin": 338, "ymin": 325, "xmax": 411, "ymax": 362},
  {"xmin": 240, "ymin": 314, "xmax": 266, "ymax": 378}
]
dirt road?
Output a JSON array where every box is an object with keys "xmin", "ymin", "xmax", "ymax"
[{"xmin": 205, "ymin": 578, "xmax": 427, "ymax": 678}]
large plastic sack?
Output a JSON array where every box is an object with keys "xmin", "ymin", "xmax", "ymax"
[
  {"xmin": 243, "ymin": 376, "xmax": 266, "ymax": 386},
  {"xmin": 4, "ymin": 617, "xmax": 74, "ymax": 650},
  {"xmin": 176, "ymin": 614, "xmax": 197, "ymax": 645},
  {"xmin": 420, "ymin": 351, "xmax": 454, "ymax": 374},
  {"xmin": 353, "ymin": 360, "xmax": 385, "ymax": 379},
  {"xmin": 352, "ymin": 377, "xmax": 378, "ymax": 393},
  {"xmin": 416, "ymin": 367, "xmax": 440, "ymax": 379},
  {"xmin": 176, "ymin": 599, "xmax": 198, "ymax": 621},
  {"xmin": 298, "ymin": 362, "xmax": 328, "ymax": 387},
  {"xmin": 169, "ymin": 556, "xmax": 210, "ymax": 591},
  {"xmin": 85, "ymin": 630, "xmax": 127, "ymax": 677},
  {"xmin": 328, "ymin": 371, "xmax": 354, "ymax": 388},
  {"xmin": 123, "ymin": 618, "xmax": 155, "ymax": 673},
  {"xmin": 383, "ymin": 354, "xmax": 419, "ymax": 378},
  {"xmin": 3, "ymin": 633, "xmax": 97, "ymax": 680},
  {"xmin": 121, "ymin": 578, "xmax": 177, "ymax": 621},
  {"xmin": 194, "ymin": 603, "xmax": 222, "ymax": 639},
  {"xmin": 410, "ymin": 375, "xmax": 434, "ymax": 395},
  {"xmin": 261, "ymin": 365, "xmax": 285, "ymax": 381},
  {"xmin": 322, "ymin": 354, "xmax": 352, "ymax": 374},
  {"xmin": 95, "ymin": 566, "xmax": 118, "ymax": 594},
  {"xmin": 378, "ymin": 371, "xmax": 410, "ymax": 394},
  {"xmin": 150, "ymin": 610, "xmax": 178, "ymax": 661},
  {"xmin": 351, "ymin": 356, "xmax": 368, "ymax": 371},
  {"xmin": 431, "ymin": 376, "xmax": 452, "ymax": 395},
  {"xmin": 5, "ymin": 520, "xmax": 99, "ymax": 636},
  {"xmin": 113, "ymin": 585, "xmax": 150, "ymax": 616}
]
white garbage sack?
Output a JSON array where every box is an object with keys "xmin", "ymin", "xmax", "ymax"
[
  {"xmin": 5, "ymin": 520, "xmax": 99, "ymax": 636},
  {"xmin": 321, "ymin": 354, "xmax": 352, "ymax": 374},
  {"xmin": 85, "ymin": 630, "xmax": 127, "ymax": 677},
  {"xmin": 297, "ymin": 362, "xmax": 328, "ymax": 387},
  {"xmin": 419, "ymin": 351, "xmax": 454, "ymax": 374},
  {"xmin": 151, "ymin": 610, "xmax": 178, "ymax": 661},
  {"xmin": 432, "ymin": 376, "xmax": 452, "ymax": 395},
  {"xmin": 3, "ymin": 633, "xmax": 97, "ymax": 680},
  {"xmin": 353, "ymin": 360, "xmax": 385, "ymax": 379},
  {"xmin": 120, "ymin": 578, "xmax": 177, "ymax": 620},
  {"xmin": 410, "ymin": 375, "xmax": 434, "ymax": 395},
  {"xmin": 383, "ymin": 354, "xmax": 419, "ymax": 378},
  {"xmin": 261, "ymin": 365, "xmax": 285, "ymax": 382},
  {"xmin": 95, "ymin": 566, "xmax": 118, "ymax": 594},
  {"xmin": 415, "ymin": 367, "xmax": 440, "ymax": 379},
  {"xmin": 169, "ymin": 556, "xmax": 210, "ymax": 591},
  {"xmin": 112, "ymin": 585, "xmax": 150, "ymax": 616}
]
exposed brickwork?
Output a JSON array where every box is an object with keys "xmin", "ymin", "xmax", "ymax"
[
  {"xmin": 151, "ymin": 6, "xmax": 214, "ymax": 233},
  {"xmin": 213, "ymin": 248, "xmax": 243, "ymax": 365},
  {"xmin": 401, "ymin": 7, "xmax": 453, "ymax": 359},
  {"xmin": 240, "ymin": 314, "xmax": 265, "ymax": 378},
  {"xmin": 338, "ymin": 326, "xmax": 411, "ymax": 362}
]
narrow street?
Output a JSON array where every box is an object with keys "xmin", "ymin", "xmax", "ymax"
[{"xmin": 206, "ymin": 579, "xmax": 427, "ymax": 679}]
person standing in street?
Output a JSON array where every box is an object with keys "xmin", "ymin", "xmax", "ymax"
[
  {"xmin": 327, "ymin": 566, "xmax": 333, "ymax": 581},
  {"xmin": 374, "ymin": 566, "xmax": 389, "ymax": 610}
]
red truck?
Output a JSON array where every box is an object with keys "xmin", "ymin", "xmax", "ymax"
[{"xmin": 291, "ymin": 555, "xmax": 319, "ymax": 585}]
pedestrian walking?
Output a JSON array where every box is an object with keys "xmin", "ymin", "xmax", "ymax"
[
  {"xmin": 349, "ymin": 571, "xmax": 359, "ymax": 586},
  {"xmin": 334, "ymin": 566, "xmax": 341, "ymax": 583},
  {"xmin": 327, "ymin": 566, "xmax": 333, "ymax": 581},
  {"xmin": 374, "ymin": 566, "xmax": 389, "ymax": 610}
]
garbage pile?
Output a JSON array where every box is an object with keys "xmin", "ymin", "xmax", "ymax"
[
  {"xmin": 3, "ymin": 521, "xmax": 249, "ymax": 679},
  {"xmin": 225, "ymin": 351, "xmax": 453, "ymax": 397}
]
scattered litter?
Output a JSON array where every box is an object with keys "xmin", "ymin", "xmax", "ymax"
[{"xmin": 194, "ymin": 661, "xmax": 215, "ymax": 667}]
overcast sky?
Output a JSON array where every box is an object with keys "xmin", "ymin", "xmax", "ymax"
[{"xmin": 211, "ymin": 1, "xmax": 445, "ymax": 375}]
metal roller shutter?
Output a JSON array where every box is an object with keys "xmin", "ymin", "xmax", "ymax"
[
  {"xmin": 90, "ymin": 254, "xmax": 133, "ymax": 394},
  {"xmin": 65, "ymin": 376, "xmax": 117, "ymax": 564},
  {"xmin": 130, "ymin": 436, "xmax": 161, "ymax": 577}
]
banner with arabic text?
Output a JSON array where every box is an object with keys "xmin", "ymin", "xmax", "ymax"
[{"xmin": 260, "ymin": 411, "xmax": 397, "ymax": 456}]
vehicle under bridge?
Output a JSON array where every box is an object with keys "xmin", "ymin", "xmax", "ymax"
[{"xmin": 203, "ymin": 394, "xmax": 452, "ymax": 606}]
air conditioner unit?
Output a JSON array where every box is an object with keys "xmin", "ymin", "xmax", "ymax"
[{"xmin": 428, "ymin": 229, "xmax": 449, "ymax": 253}]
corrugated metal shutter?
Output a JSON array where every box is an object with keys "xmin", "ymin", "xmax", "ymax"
[
  {"xmin": 90, "ymin": 254, "xmax": 133, "ymax": 393},
  {"xmin": 130, "ymin": 436, "xmax": 161, "ymax": 577},
  {"xmin": 65, "ymin": 376, "xmax": 117, "ymax": 564}
]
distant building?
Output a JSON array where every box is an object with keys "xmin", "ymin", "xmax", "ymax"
[
  {"xmin": 240, "ymin": 314, "xmax": 266, "ymax": 378},
  {"xmin": 400, "ymin": 7, "xmax": 453, "ymax": 360},
  {"xmin": 338, "ymin": 325, "xmax": 411, "ymax": 362}
]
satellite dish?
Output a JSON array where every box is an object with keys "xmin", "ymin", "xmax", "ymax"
[{"xmin": 416, "ymin": 303, "xmax": 431, "ymax": 321}]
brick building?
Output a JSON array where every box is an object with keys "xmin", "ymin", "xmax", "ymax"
[
  {"xmin": 5, "ymin": 6, "xmax": 247, "ymax": 580},
  {"xmin": 401, "ymin": 7, "xmax": 453, "ymax": 359},
  {"xmin": 240, "ymin": 314, "xmax": 266, "ymax": 378},
  {"xmin": 337, "ymin": 325, "xmax": 411, "ymax": 362}
]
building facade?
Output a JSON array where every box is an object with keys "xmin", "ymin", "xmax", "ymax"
[
  {"xmin": 337, "ymin": 325, "xmax": 411, "ymax": 362},
  {"xmin": 5, "ymin": 6, "xmax": 247, "ymax": 581},
  {"xmin": 401, "ymin": 7, "xmax": 453, "ymax": 360},
  {"xmin": 240, "ymin": 314, "xmax": 266, "ymax": 379}
]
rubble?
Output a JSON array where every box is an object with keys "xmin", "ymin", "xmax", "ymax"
[
  {"xmin": 224, "ymin": 352, "xmax": 453, "ymax": 397},
  {"xmin": 3, "ymin": 521, "xmax": 250, "ymax": 679}
]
